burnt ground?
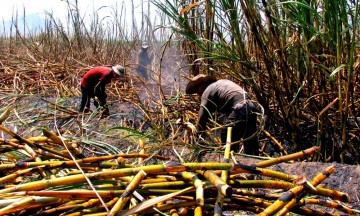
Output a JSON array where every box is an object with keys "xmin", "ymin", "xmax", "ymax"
[{"xmin": 1, "ymin": 76, "xmax": 359, "ymax": 213}]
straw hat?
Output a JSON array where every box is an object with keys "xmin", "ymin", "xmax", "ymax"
[
  {"xmin": 112, "ymin": 64, "xmax": 125, "ymax": 76},
  {"xmin": 185, "ymin": 74, "xmax": 217, "ymax": 94}
]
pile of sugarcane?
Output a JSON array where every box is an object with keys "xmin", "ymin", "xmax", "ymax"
[{"xmin": 0, "ymin": 109, "xmax": 357, "ymax": 216}]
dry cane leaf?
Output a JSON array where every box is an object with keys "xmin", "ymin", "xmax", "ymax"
[
  {"xmin": 0, "ymin": 107, "xmax": 12, "ymax": 124},
  {"xmin": 120, "ymin": 186, "xmax": 194, "ymax": 216}
]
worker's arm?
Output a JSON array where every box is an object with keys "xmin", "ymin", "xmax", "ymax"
[
  {"xmin": 197, "ymin": 96, "xmax": 216, "ymax": 132},
  {"xmin": 94, "ymin": 81, "xmax": 107, "ymax": 106}
]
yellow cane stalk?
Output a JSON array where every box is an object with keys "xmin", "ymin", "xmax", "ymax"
[
  {"xmin": 194, "ymin": 205, "xmax": 202, "ymax": 216},
  {"xmin": 197, "ymin": 169, "xmax": 232, "ymax": 198},
  {"xmin": 298, "ymin": 198, "xmax": 355, "ymax": 215},
  {"xmin": 0, "ymin": 163, "xmax": 231, "ymax": 194},
  {"xmin": 42, "ymin": 128, "xmax": 85, "ymax": 159},
  {"xmin": 138, "ymin": 138, "xmax": 145, "ymax": 165},
  {"xmin": 230, "ymin": 179, "xmax": 293, "ymax": 189},
  {"xmin": 0, "ymin": 125, "xmax": 37, "ymax": 148},
  {"xmin": 215, "ymin": 127, "xmax": 232, "ymax": 216},
  {"xmin": 140, "ymin": 175, "xmax": 178, "ymax": 184},
  {"xmin": 256, "ymin": 146, "xmax": 320, "ymax": 168},
  {"xmin": 261, "ymin": 165, "xmax": 336, "ymax": 216},
  {"xmin": 108, "ymin": 170, "xmax": 147, "ymax": 215},
  {"xmin": 64, "ymin": 199, "xmax": 100, "ymax": 216},
  {"xmin": 172, "ymin": 171, "xmax": 204, "ymax": 206},
  {"xmin": 257, "ymin": 184, "xmax": 305, "ymax": 216},
  {"xmin": 141, "ymin": 180, "xmax": 190, "ymax": 189},
  {"xmin": 33, "ymin": 199, "xmax": 93, "ymax": 215},
  {"xmin": 232, "ymin": 164, "xmax": 297, "ymax": 181},
  {"xmin": 0, "ymin": 196, "xmax": 61, "ymax": 215},
  {"xmin": 0, "ymin": 107, "xmax": 12, "ymax": 124},
  {"xmin": 120, "ymin": 186, "xmax": 194, "ymax": 215},
  {"xmin": 0, "ymin": 153, "xmax": 155, "ymax": 171}
]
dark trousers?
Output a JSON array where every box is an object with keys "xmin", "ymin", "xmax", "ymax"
[
  {"xmin": 136, "ymin": 65, "xmax": 149, "ymax": 80},
  {"xmin": 79, "ymin": 86, "xmax": 107, "ymax": 112},
  {"xmin": 221, "ymin": 100, "xmax": 259, "ymax": 155}
]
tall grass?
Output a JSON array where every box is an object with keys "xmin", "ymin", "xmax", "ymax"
[
  {"xmin": 0, "ymin": 0, "xmax": 358, "ymax": 163},
  {"xmin": 0, "ymin": 0, "xmax": 176, "ymax": 97},
  {"xmin": 0, "ymin": 0, "xmax": 171, "ymax": 65},
  {"xmin": 151, "ymin": 0, "xmax": 360, "ymax": 162},
  {"xmin": 0, "ymin": 0, "xmax": 193, "ymax": 158}
]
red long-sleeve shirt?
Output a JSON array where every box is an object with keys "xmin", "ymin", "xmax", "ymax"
[{"xmin": 81, "ymin": 67, "xmax": 115, "ymax": 89}]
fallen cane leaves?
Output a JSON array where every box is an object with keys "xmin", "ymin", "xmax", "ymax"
[{"xmin": 0, "ymin": 109, "xmax": 357, "ymax": 215}]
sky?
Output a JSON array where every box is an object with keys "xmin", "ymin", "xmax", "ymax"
[
  {"xmin": 1, "ymin": 0, "xmax": 66, "ymax": 21},
  {"xmin": 0, "ymin": 0, "xmax": 156, "ymax": 34},
  {"xmin": 0, "ymin": 0, "xmax": 147, "ymax": 21}
]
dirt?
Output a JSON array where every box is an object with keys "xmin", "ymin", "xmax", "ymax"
[{"xmin": 1, "ymin": 82, "xmax": 359, "ymax": 213}]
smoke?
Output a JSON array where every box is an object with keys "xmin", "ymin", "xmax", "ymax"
[{"xmin": 130, "ymin": 42, "xmax": 189, "ymax": 101}]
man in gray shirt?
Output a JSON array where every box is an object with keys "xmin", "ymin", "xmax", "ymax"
[
  {"xmin": 186, "ymin": 74, "xmax": 259, "ymax": 155},
  {"xmin": 136, "ymin": 43, "xmax": 153, "ymax": 80}
]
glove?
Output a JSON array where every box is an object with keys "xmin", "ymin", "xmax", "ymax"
[
  {"xmin": 184, "ymin": 122, "xmax": 196, "ymax": 135},
  {"xmin": 196, "ymin": 131, "xmax": 206, "ymax": 142},
  {"xmin": 176, "ymin": 118, "xmax": 196, "ymax": 135}
]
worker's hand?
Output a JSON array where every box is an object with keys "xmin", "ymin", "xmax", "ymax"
[
  {"xmin": 184, "ymin": 122, "xmax": 196, "ymax": 135},
  {"xmin": 176, "ymin": 118, "xmax": 196, "ymax": 135},
  {"xmin": 94, "ymin": 96, "xmax": 100, "ymax": 104},
  {"xmin": 197, "ymin": 133, "xmax": 205, "ymax": 142}
]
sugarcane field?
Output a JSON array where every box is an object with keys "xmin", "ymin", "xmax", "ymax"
[{"xmin": 0, "ymin": 0, "xmax": 359, "ymax": 215}]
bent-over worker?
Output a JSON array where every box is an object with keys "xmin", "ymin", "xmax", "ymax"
[
  {"xmin": 186, "ymin": 74, "xmax": 259, "ymax": 155},
  {"xmin": 79, "ymin": 64, "xmax": 124, "ymax": 116}
]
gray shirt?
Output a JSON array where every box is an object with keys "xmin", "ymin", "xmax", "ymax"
[
  {"xmin": 198, "ymin": 79, "xmax": 250, "ymax": 130},
  {"xmin": 137, "ymin": 49, "xmax": 152, "ymax": 66}
]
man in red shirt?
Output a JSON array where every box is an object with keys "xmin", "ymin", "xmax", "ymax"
[{"xmin": 80, "ymin": 65, "xmax": 124, "ymax": 116}]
